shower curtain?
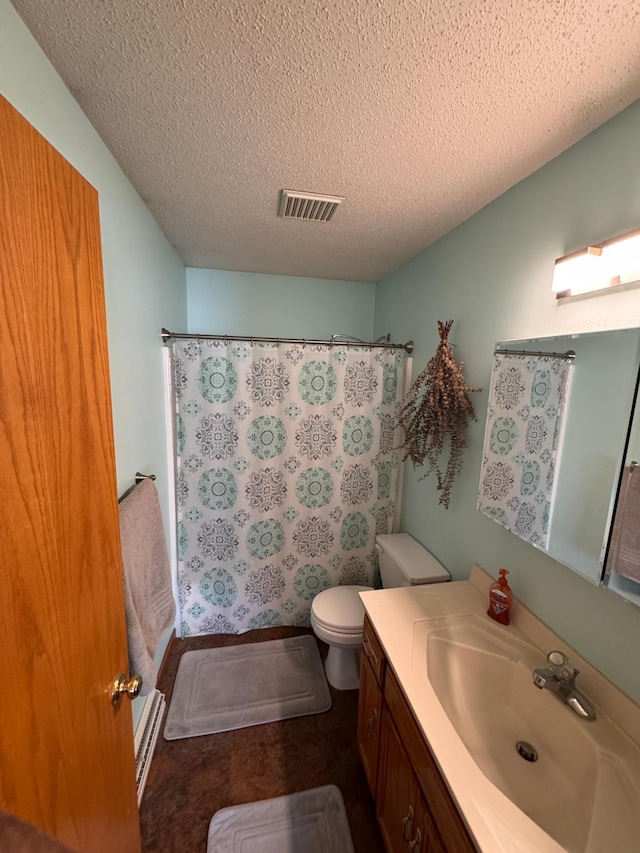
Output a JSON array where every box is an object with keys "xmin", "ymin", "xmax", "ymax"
[
  {"xmin": 477, "ymin": 351, "xmax": 573, "ymax": 548},
  {"xmin": 172, "ymin": 338, "xmax": 407, "ymax": 636}
]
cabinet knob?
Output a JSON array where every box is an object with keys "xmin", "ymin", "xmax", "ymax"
[
  {"xmin": 401, "ymin": 804, "xmax": 414, "ymax": 842},
  {"xmin": 367, "ymin": 708, "xmax": 377, "ymax": 739},
  {"xmin": 409, "ymin": 827, "xmax": 422, "ymax": 851}
]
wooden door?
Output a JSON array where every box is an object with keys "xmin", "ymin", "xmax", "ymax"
[{"xmin": 0, "ymin": 95, "xmax": 141, "ymax": 852}]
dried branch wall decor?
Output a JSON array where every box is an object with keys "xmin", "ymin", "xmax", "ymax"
[{"xmin": 399, "ymin": 320, "xmax": 481, "ymax": 509}]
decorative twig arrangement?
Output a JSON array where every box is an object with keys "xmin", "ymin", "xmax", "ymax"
[{"xmin": 399, "ymin": 320, "xmax": 481, "ymax": 509}]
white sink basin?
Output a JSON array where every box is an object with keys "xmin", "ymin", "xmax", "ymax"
[{"xmin": 411, "ymin": 613, "xmax": 640, "ymax": 852}]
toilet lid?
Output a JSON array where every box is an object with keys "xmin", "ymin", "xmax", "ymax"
[{"xmin": 312, "ymin": 585, "xmax": 372, "ymax": 631}]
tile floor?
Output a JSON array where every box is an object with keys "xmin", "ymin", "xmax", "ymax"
[{"xmin": 139, "ymin": 626, "xmax": 385, "ymax": 853}]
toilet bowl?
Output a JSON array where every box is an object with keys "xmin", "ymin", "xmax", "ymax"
[
  {"xmin": 311, "ymin": 533, "xmax": 450, "ymax": 690},
  {"xmin": 310, "ymin": 585, "xmax": 372, "ymax": 690}
]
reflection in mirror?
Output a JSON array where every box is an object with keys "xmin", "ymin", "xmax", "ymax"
[
  {"xmin": 478, "ymin": 348, "xmax": 573, "ymax": 551},
  {"xmin": 605, "ymin": 370, "xmax": 640, "ymax": 606},
  {"xmin": 478, "ymin": 329, "xmax": 640, "ymax": 592}
]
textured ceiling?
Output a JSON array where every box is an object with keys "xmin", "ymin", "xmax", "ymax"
[{"xmin": 11, "ymin": 0, "xmax": 640, "ymax": 282}]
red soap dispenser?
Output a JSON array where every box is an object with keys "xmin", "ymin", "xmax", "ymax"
[{"xmin": 487, "ymin": 569, "xmax": 513, "ymax": 625}]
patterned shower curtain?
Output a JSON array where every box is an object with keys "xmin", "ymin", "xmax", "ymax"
[
  {"xmin": 477, "ymin": 352, "xmax": 573, "ymax": 548},
  {"xmin": 172, "ymin": 339, "xmax": 406, "ymax": 636}
]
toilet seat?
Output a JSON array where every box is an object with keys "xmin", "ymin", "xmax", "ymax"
[
  {"xmin": 311, "ymin": 585, "xmax": 372, "ymax": 633},
  {"xmin": 311, "ymin": 614, "xmax": 361, "ymax": 636}
]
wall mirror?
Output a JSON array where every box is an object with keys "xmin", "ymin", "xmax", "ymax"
[{"xmin": 478, "ymin": 328, "xmax": 640, "ymax": 602}]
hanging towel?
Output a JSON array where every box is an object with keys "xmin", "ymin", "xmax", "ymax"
[
  {"xmin": 477, "ymin": 352, "xmax": 573, "ymax": 549},
  {"xmin": 610, "ymin": 465, "xmax": 640, "ymax": 584},
  {"xmin": 119, "ymin": 478, "xmax": 175, "ymax": 695}
]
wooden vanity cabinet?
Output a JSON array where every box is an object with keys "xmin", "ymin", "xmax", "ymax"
[{"xmin": 358, "ymin": 616, "xmax": 477, "ymax": 853}]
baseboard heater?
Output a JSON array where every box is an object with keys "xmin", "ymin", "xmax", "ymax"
[{"xmin": 134, "ymin": 689, "xmax": 166, "ymax": 805}]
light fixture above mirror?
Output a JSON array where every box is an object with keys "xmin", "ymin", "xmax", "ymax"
[{"xmin": 552, "ymin": 227, "xmax": 640, "ymax": 298}]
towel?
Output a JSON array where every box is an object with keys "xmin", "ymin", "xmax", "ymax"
[
  {"xmin": 610, "ymin": 465, "xmax": 640, "ymax": 584},
  {"xmin": 119, "ymin": 478, "xmax": 176, "ymax": 695}
]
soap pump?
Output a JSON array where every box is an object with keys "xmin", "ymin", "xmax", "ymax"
[{"xmin": 487, "ymin": 568, "xmax": 513, "ymax": 625}]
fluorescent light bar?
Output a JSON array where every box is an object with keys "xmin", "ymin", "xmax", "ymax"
[{"xmin": 552, "ymin": 228, "xmax": 640, "ymax": 298}]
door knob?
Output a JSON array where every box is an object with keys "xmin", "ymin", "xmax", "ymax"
[{"xmin": 111, "ymin": 672, "xmax": 143, "ymax": 706}]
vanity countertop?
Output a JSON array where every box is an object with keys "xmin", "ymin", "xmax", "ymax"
[{"xmin": 359, "ymin": 565, "xmax": 640, "ymax": 853}]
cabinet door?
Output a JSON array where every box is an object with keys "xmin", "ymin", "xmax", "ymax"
[
  {"xmin": 412, "ymin": 793, "xmax": 445, "ymax": 853},
  {"xmin": 357, "ymin": 650, "xmax": 383, "ymax": 796},
  {"xmin": 385, "ymin": 669, "xmax": 477, "ymax": 852},
  {"xmin": 376, "ymin": 705, "xmax": 419, "ymax": 853}
]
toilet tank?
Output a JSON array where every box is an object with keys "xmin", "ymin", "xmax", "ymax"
[{"xmin": 375, "ymin": 533, "xmax": 450, "ymax": 587}]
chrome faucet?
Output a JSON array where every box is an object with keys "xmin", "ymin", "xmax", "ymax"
[{"xmin": 533, "ymin": 651, "xmax": 596, "ymax": 720}]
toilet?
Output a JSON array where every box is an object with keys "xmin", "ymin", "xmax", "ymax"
[{"xmin": 310, "ymin": 533, "xmax": 450, "ymax": 689}]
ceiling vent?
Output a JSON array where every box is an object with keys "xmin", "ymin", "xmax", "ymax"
[{"xmin": 279, "ymin": 190, "xmax": 344, "ymax": 222}]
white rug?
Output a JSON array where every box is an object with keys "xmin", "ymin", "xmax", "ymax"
[
  {"xmin": 207, "ymin": 785, "xmax": 355, "ymax": 853},
  {"xmin": 164, "ymin": 635, "xmax": 331, "ymax": 740}
]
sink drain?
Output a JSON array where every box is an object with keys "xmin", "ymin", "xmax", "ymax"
[{"xmin": 516, "ymin": 741, "xmax": 538, "ymax": 762}]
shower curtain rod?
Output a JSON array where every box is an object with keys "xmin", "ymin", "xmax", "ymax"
[
  {"xmin": 161, "ymin": 328, "xmax": 414, "ymax": 354},
  {"xmin": 494, "ymin": 347, "xmax": 576, "ymax": 360}
]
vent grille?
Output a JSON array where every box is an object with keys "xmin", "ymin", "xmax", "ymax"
[
  {"xmin": 134, "ymin": 689, "xmax": 166, "ymax": 804},
  {"xmin": 279, "ymin": 190, "xmax": 344, "ymax": 222}
]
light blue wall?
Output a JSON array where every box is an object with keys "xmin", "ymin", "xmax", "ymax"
[
  {"xmin": 375, "ymin": 98, "xmax": 640, "ymax": 703},
  {"xmin": 1, "ymin": 1, "xmax": 187, "ymax": 727},
  {"xmin": 0, "ymin": 0, "xmax": 186, "ymax": 521},
  {"xmin": 187, "ymin": 268, "xmax": 376, "ymax": 340}
]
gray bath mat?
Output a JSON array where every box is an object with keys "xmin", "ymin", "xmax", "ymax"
[
  {"xmin": 207, "ymin": 785, "xmax": 355, "ymax": 853},
  {"xmin": 164, "ymin": 635, "xmax": 331, "ymax": 739}
]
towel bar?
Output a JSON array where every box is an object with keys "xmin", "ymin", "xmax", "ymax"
[{"xmin": 135, "ymin": 472, "xmax": 156, "ymax": 483}]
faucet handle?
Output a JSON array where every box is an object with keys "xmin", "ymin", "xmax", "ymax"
[{"xmin": 547, "ymin": 650, "xmax": 576, "ymax": 682}]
